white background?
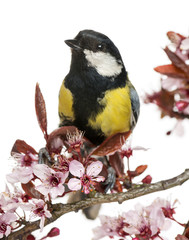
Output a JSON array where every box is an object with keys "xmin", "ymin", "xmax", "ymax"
[{"xmin": 0, "ymin": 0, "xmax": 189, "ymax": 239}]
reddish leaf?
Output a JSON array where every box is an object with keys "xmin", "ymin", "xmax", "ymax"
[
  {"xmin": 167, "ymin": 31, "xmax": 185, "ymax": 44},
  {"xmin": 164, "ymin": 47, "xmax": 189, "ymax": 75},
  {"xmin": 127, "ymin": 170, "xmax": 138, "ymax": 178},
  {"xmin": 145, "ymin": 89, "xmax": 175, "ymax": 118},
  {"xmin": 135, "ymin": 165, "xmax": 147, "ymax": 175},
  {"xmin": 21, "ymin": 182, "xmax": 44, "ymax": 199},
  {"xmin": 91, "ymin": 131, "xmax": 131, "ymax": 156},
  {"xmin": 109, "ymin": 152, "xmax": 124, "ymax": 176},
  {"xmin": 154, "ymin": 64, "xmax": 188, "ymax": 79},
  {"xmin": 127, "ymin": 165, "xmax": 147, "ymax": 179},
  {"xmin": 46, "ymin": 126, "xmax": 78, "ymax": 151},
  {"xmin": 184, "ymin": 226, "xmax": 189, "ymax": 238},
  {"xmin": 35, "ymin": 83, "xmax": 48, "ymax": 141},
  {"xmin": 11, "ymin": 139, "xmax": 37, "ymax": 156}
]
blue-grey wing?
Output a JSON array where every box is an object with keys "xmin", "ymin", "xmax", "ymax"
[{"xmin": 130, "ymin": 86, "xmax": 140, "ymax": 129}]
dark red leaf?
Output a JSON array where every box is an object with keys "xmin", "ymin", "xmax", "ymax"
[
  {"xmin": 109, "ymin": 152, "xmax": 124, "ymax": 176},
  {"xmin": 127, "ymin": 170, "xmax": 138, "ymax": 178},
  {"xmin": 47, "ymin": 227, "xmax": 60, "ymax": 237},
  {"xmin": 184, "ymin": 226, "xmax": 189, "ymax": 238},
  {"xmin": 46, "ymin": 126, "xmax": 78, "ymax": 152},
  {"xmin": 164, "ymin": 47, "xmax": 189, "ymax": 75},
  {"xmin": 35, "ymin": 83, "xmax": 48, "ymax": 141},
  {"xmin": 127, "ymin": 165, "xmax": 147, "ymax": 179},
  {"xmin": 154, "ymin": 64, "xmax": 188, "ymax": 79},
  {"xmin": 21, "ymin": 182, "xmax": 44, "ymax": 199},
  {"xmin": 145, "ymin": 88, "xmax": 175, "ymax": 118},
  {"xmin": 11, "ymin": 139, "xmax": 37, "ymax": 156},
  {"xmin": 91, "ymin": 131, "xmax": 131, "ymax": 156}
]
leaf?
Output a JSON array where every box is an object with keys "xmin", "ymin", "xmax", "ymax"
[
  {"xmin": 35, "ymin": 83, "xmax": 48, "ymax": 141},
  {"xmin": 167, "ymin": 31, "xmax": 185, "ymax": 45},
  {"xmin": 135, "ymin": 165, "xmax": 147, "ymax": 175},
  {"xmin": 185, "ymin": 227, "xmax": 189, "ymax": 238},
  {"xmin": 21, "ymin": 181, "xmax": 44, "ymax": 199},
  {"xmin": 109, "ymin": 152, "xmax": 124, "ymax": 176},
  {"xmin": 46, "ymin": 126, "xmax": 78, "ymax": 151},
  {"xmin": 164, "ymin": 47, "xmax": 189, "ymax": 75},
  {"xmin": 154, "ymin": 64, "xmax": 189, "ymax": 79},
  {"xmin": 91, "ymin": 131, "xmax": 131, "ymax": 156},
  {"xmin": 11, "ymin": 139, "xmax": 37, "ymax": 156},
  {"xmin": 127, "ymin": 165, "xmax": 147, "ymax": 178}
]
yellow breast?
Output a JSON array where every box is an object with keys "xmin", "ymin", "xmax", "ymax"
[
  {"xmin": 58, "ymin": 81, "xmax": 74, "ymax": 123},
  {"xmin": 88, "ymin": 85, "xmax": 131, "ymax": 137}
]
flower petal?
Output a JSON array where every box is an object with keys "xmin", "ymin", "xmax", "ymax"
[
  {"xmin": 86, "ymin": 161, "xmax": 103, "ymax": 177},
  {"xmin": 40, "ymin": 216, "xmax": 45, "ymax": 231},
  {"xmin": 68, "ymin": 178, "xmax": 81, "ymax": 191},
  {"xmin": 35, "ymin": 185, "xmax": 50, "ymax": 196},
  {"xmin": 6, "ymin": 167, "xmax": 33, "ymax": 184},
  {"xmin": 50, "ymin": 185, "xmax": 65, "ymax": 199},
  {"xmin": 180, "ymin": 38, "xmax": 189, "ymax": 50},
  {"xmin": 33, "ymin": 164, "xmax": 53, "ymax": 180},
  {"xmin": 69, "ymin": 160, "xmax": 85, "ymax": 177}
]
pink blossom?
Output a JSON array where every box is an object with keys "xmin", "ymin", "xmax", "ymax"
[
  {"xmin": 162, "ymin": 77, "xmax": 185, "ymax": 91},
  {"xmin": 33, "ymin": 164, "xmax": 68, "ymax": 198},
  {"xmin": 180, "ymin": 38, "xmax": 189, "ymax": 51},
  {"xmin": 0, "ymin": 187, "xmax": 32, "ymax": 213},
  {"xmin": 68, "ymin": 160, "xmax": 105, "ymax": 194},
  {"xmin": 31, "ymin": 199, "xmax": 52, "ymax": 231},
  {"xmin": 6, "ymin": 167, "xmax": 34, "ymax": 184},
  {"xmin": 12, "ymin": 152, "xmax": 38, "ymax": 167},
  {"xmin": 93, "ymin": 215, "xmax": 127, "ymax": 240},
  {"xmin": 120, "ymin": 139, "xmax": 148, "ymax": 159},
  {"xmin": 0, "ymin": 212, "xmax": 17, "ymax": 238},
  {"xmin": 93, "ymin": 198, "xmax": 176, "ymax": 239},
  {"xmin": 149, "ymin": 198, "xmax": 177, "ymax": 222},
  {"xmin": 6, "ymin": 152, "xmax": 38, "ymax": 185},
  {"xmin": 123, "ymin": 205, "xmax": 168, "ymax": 238}
]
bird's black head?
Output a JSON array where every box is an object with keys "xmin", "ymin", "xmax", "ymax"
[{"xmin": 65, "ymin": 30, "xmax": 125, "ymax": 78}]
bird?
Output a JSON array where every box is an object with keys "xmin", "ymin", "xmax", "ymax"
[{"xmin": 58, "ymin": 29, "xmax": 140, "ymax": 146}]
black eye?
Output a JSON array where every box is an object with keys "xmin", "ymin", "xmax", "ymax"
[{"xmin": 97, "ymin": 44, "xmax": 104, "ymax": 50}]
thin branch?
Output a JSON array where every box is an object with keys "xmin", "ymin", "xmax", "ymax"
[{"xmin": 5, "ymin": 169, "xmax": 189, "ymax": 240}]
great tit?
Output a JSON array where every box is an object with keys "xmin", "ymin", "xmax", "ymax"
[{"xmin": 59, "ymin": 29, "xmax": 140, "ymax": 145}]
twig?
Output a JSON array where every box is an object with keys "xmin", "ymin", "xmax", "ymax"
[{"xmin": 4, "ymin": 169, "xmax": 189, "ymax": 240}]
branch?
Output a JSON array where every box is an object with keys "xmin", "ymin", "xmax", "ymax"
[{"xmin": 5, "ymin": 169, "xmax": 189, "ymax": 240}]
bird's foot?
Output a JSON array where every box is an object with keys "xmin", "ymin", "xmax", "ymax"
[
  {"xmin": 102, "ymin": 166, "xmax": 116, "ymax": 193},
  {"xmin": 38, "ymin": 147, "xmax": 53, "ymax": 166}
]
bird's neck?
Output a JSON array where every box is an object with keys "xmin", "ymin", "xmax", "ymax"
[{"xmin": 67, "ymin": 52, "xmax": 128, "ymax": 93}]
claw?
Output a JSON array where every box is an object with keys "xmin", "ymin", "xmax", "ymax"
[
  {"xmin": 38, "ymin": 147, "xmax": 53, "ymax": 166},
  {"xmin": 102, "ymin": 166, "xmax": 116, "ymax": 193}
]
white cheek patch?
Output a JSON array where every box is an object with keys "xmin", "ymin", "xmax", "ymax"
[{"xmin": 84, "ymin": 49, "xmax": 123, "ymax": 77}]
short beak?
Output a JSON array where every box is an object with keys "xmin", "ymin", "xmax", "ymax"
[{"xmin": 64, "ymin": 39, "xmax": 81, "ymax": 50}]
